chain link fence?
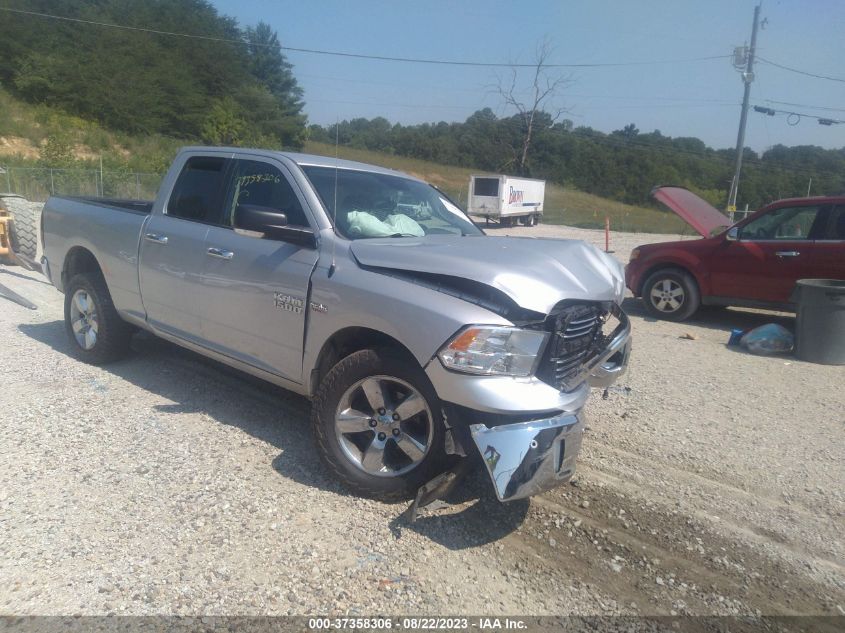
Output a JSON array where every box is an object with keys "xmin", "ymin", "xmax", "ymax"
[{"xmin": 0, "ymin": 165, "xmax": 163, "ymax": 202}]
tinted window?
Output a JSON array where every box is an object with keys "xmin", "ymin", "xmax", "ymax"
[
  {"xmin": 824, "ymin": 206, "xmax": 845, "ymax": 240},
  {"xmin": 473, "ymin": 177, "xmax": 500, "ymax": 197},
  {"xmin": 167, "ymin": 156, "xmax": 227, "ymax": 223},
  {"xmin": 222, "ymin": 160, "xmax": 309, "ymax": 228},
  {"xmin": 741, "ymin": 206, "xmax": 820, "ymax": 241}
]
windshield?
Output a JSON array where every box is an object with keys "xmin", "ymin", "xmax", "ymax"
[{"xmin": 301, "ymin": 166, "xmax": 482, "ymax": 239}]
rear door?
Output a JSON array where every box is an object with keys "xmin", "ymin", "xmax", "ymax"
[
  {"xmin": 810, "ymin": 204, "xmax": 845, "ymax": 279},
  {"xmin": 198, "ymin": 156, "xmax": 319, "ymax": 382},
  {"xmin": 469, "ymin": 176, "xmax": 502, "ymax": 216},
  {"xmin": 138, "ymin": 155, "xmax": 228, "ymax": 342},
  {"xmin": 709, "ymin": 204, "xmax": 825, "ymax": 303}
]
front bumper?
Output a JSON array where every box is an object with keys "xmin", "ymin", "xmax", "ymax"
[
  {"xmin": 624, "ymin": 262, "xmax": 642, "ymax": 297},
  {"xmin": 427, "ymin": 302, "xmax": 631, "ymax": 502},
  {"xmin": 470, "ymin": 411, "xmax": 584, "ymax": 502}
]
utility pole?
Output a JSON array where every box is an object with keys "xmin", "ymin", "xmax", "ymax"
[{"xmin": 727, "ymin": 4, "xmax": 762, "ymax": 211}]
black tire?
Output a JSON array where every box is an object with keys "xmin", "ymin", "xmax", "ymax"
[
  {"xmin": 4, "ymin": 197, "xmax": 41, "ymax": 260},
  {"xmin": 311, "ymin": 348, "xmax": 448, "ymax": 500},
  {"xmin": 641, "ymin": 268, "xmax": 700, "ymax": 321},
  {"xmin": 64, "ymin": 273, "xmax": 133, "ymax": 364},
  {"xmin": 527, "ymin": 214, "xmax": 537, "ymax": 227}
]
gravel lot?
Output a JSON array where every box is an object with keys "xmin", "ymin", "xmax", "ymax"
[{"xmin": 0, "ymin": 224, "xmax": 843, "ymax": 617}]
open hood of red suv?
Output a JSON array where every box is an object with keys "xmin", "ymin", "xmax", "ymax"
[{"xmin": 651, "ymin": 186, "xmax": 732, "ymax": 237}]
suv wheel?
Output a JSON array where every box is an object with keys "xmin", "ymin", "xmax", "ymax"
[
  {"xmin": 642, "ymin": 268, "xmax": 700, "ymax": 321},
  {"xmin": 311, "ymin": 348, "xmax": 447, "ymax": 500}
]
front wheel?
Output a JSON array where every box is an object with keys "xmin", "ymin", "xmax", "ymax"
[
  {"xmin": 641, "ymin": 268, "xmax": 700, "ymax": 321},
  {"xmin": 311, "ymin": 348, "xmax": 447, "ymax": 500}
]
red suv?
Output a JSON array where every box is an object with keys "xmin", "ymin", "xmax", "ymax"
[{"xmin": 625, "ymin": 186, "xmax": 845, "ymax": 321}]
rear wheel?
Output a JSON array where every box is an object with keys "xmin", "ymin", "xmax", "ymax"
[
  {"xmin": 311, "ymin": 348, "xmax": 447, "ymax": 500},
  {"xmin": 642, "ymin": 268, "xmax": 700, "ymax": 321},
  {"xmin": 64, "ymin": 273, "xmax": 133, "ymax": 364}
]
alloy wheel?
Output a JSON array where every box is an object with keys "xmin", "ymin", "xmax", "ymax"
[
  {"xmin": 334, "ymin": 375, "xmax": 434, "ymax": 477},
  {"xmin": 69, "ymin": 289, "xmax": 99, "ymax": 350},
  {"xmin": 650, "ymin": 279, "xmax": 685, "ymax": 313}
]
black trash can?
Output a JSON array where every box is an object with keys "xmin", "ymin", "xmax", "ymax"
[{"xmin": 792, "ymin": 279, "xmax": 845, "ymax": 365}]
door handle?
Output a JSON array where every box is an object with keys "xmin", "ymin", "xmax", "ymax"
[
  {"xmin": 207, "ymin": 247, "xmax": 234, "ymax": 260},
  {"xmin": 775, "ymin": 251, "xmax": 800, "ymax": 258},
  {"xmin": 144, "ymin": 233, "xmax": 168, "ymax": 245}
]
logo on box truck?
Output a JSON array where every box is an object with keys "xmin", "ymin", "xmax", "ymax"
[{"xmin": 508, "ymin": 187, "xmax": 524, "ymax": 204}]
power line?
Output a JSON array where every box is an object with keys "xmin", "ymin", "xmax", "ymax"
[
  {"xmin": 757, "ymin": 56, "xmax": 845, "ymax": 84},
  {"xmin": 752, "ymin": 105, "xmax": 844, "ymax": 126},
  {"xmin": 762, "ymin": 99, "xmax": 845, "ymax": 114},
  {"xmin": 299, "ymin": 72, "xmax": 742, "ymax": 105},
  {"xmin": 0, "ymin": 6, "xmax": 731, "ymax": 69}
]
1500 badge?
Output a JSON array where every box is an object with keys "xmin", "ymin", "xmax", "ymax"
[{"xmin": 273, "ymin": 293, "xmax": 304, "ymax": 314}]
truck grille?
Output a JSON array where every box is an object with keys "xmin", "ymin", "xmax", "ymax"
[{"xmin": 537, "ymin": 303, "xmax": 606, "ymax": 392}]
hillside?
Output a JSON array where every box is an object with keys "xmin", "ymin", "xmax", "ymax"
[
  {"xmin": 0, "ymin": 0, "xmax": 305, "ymax": 149},
  {"xmin": 304, "ymin": 142, "xmax": 689, "ymax": 234},
  {"xmin": 0, "ymin": 88, "xmax": 686, "ymax": 233},
  {"xmin": 311, "ymin": 115, "xmax": 845, "ymax": 212}
]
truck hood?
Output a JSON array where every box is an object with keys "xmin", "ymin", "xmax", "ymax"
[
  {"xmin": 349, "ymin": 235, "xmax": 625, "ymax": 315},
  {"xmin": 651, "ymin": 186, "xmax": 732, "ymax": 237}
]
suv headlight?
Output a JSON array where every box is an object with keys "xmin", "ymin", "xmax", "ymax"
[{"xmin": 437, "ymin": 326, "xmax": 549, "ymax": 377}]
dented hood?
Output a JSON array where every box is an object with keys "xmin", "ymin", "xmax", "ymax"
[
  {"xmin": 350, "ymin": 235, "xmax": 625, "ymax": 315},
  {"xmin": 651, "ymin": 186, "xmax": 732, "ymax": 237}
]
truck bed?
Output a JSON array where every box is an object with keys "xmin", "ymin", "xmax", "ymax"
[
  {"xmin": 62, "ymin": 196, "xmax": 154, "ymax": 215},
  {"xmin": 41, "ymin": 195, "xmax": 152, "ymax": 322}
]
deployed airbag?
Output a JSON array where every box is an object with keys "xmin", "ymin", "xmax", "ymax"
[{"xmin": 347, "ymin": 211, "xmax": 425, "ymax": 238}]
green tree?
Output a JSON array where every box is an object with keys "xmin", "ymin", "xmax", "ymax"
[{"xmin": 201, "ymin": 97, "xmax": 247, "ymax": 145}]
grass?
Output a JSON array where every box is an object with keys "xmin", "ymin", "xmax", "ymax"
[{"xmin": 305, "ymin": 141, "xmax": 688, "ymax": 234}]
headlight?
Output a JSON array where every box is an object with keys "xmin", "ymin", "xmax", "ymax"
[
  {"xmin": 437, "ymin": 326, "xmax": 549, "ymax": 377},
  {"xmin": 629, "ymin": 248, "xmax": 641, "ymax": 261}
]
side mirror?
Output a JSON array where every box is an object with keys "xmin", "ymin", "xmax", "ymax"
[
  {"xmin": 235, "ymin": 203, "xmax": 288, "ymax": 233},
  {"xmin": 726, "ymin": 227, "xmax": 739, "ymax": 242},
  {"xmin": 234, "ymin": 204, "xmax": 317, "ymax": 249}
]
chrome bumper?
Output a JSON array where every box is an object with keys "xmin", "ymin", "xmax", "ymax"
[
  {"xmin": 470, "ymin": 411, "xmax": 584, "ymax": 502},
  {"xmin": 586, "ymin": 328, "xmax": 632, "ymax": 388}
]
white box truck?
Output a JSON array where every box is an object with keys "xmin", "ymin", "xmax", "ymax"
[{"xmin": 468, "ymin": 175, "xmax": 545, "ymax": 227}]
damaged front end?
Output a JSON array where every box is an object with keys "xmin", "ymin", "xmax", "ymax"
[
  {"xmin": 467, "ymin": 302, "xmax": 630, "ymax": 502},
  {"xmin": 471, "ymin": 411, "xmax": 585, "ymax": 502},
  {"xmin": 415, "ymin": 300, "xmax": 631, "ymax": 514}
]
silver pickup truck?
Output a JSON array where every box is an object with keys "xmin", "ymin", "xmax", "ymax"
[{"xmin": 41, "ymin": 147, "xmax": 631, "ymax": 506}]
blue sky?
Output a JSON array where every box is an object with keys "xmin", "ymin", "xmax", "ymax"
[{"xmin": 212, "ymin": 0, "xmax": 844, "ymax": 152}]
